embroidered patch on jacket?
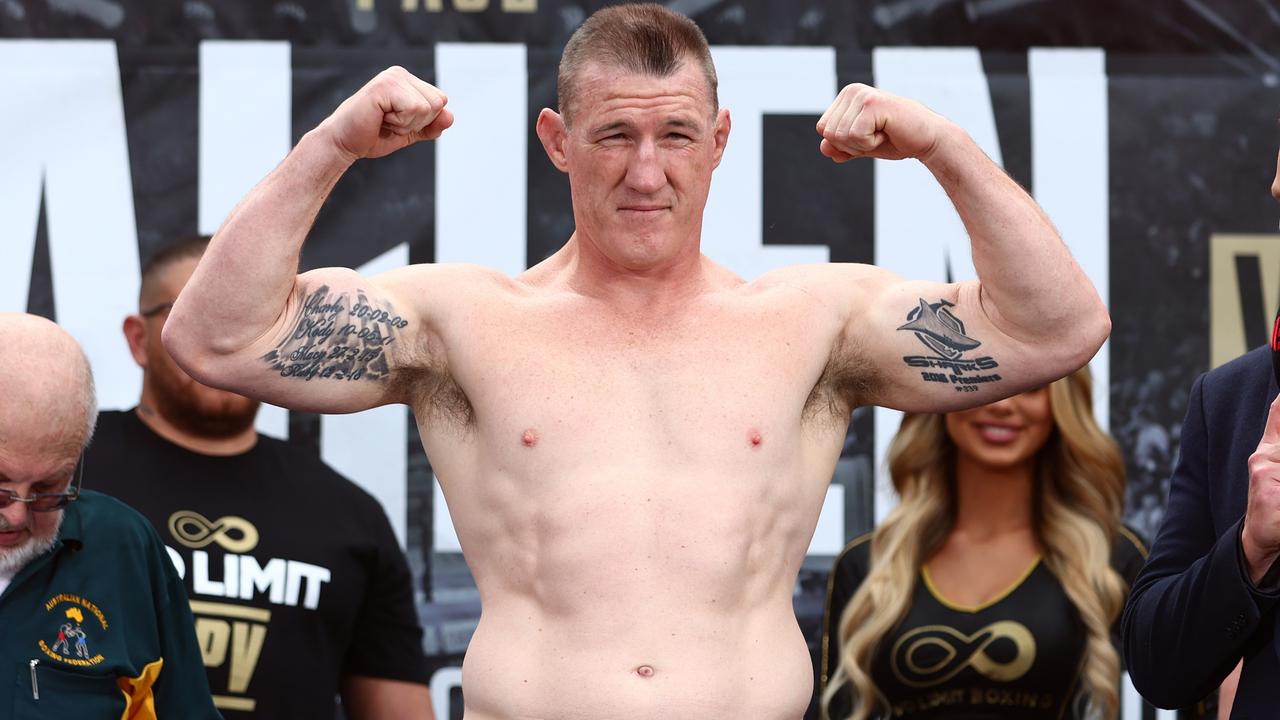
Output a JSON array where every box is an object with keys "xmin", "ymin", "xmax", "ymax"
[{"xmin": 37, "ymin": 593, "xmax": 109, "ymax": 667}]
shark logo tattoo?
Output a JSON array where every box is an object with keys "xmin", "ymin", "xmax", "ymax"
[{"xmin": 898, "ymin": 298, "xmax": 980, "ymax": 360}]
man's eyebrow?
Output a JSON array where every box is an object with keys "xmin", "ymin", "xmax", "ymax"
[
  {"xmin": 589, "ymin": 120, "xmax": 634, "ymax": 136},
  {"xmin": 588, "ymin": 117, "xmax": 702, "ymax": 136}
]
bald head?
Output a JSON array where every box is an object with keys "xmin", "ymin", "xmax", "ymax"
[{"xmin": 0, "ymin": 313, "xmax": 97, "ymax": 453}]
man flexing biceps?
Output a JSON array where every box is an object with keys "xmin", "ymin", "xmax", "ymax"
[{"xmin": 165, "ymin": 6, "xmax": 1108, "ymax": 719}]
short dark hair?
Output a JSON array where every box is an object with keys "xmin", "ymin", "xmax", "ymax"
[
  {"xmin": 140, "ymin": 235, "xmax": 210, "ymax": 302},
  {"xmin": 558, "ymin": 4, "xmax": 718, "ymax": 123}
]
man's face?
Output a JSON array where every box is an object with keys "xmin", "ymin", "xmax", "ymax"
[
  {"xmin": 0, "ymin": 434, "xmax": 75, "ymax": 575},
  {"xmin": 550, "ymin": 60, "xmax": 730, "ymax": 271},
  {"xmin": 131, "ymin": 257, "xmax": 258, "ymax": 438}
]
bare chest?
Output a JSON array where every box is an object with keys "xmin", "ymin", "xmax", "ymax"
[{"xmin": 442, "ymin": 298, "xmax": 837, "ymax": 459}]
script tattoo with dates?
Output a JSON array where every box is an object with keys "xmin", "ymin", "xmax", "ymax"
[
  {"xmin": 897, "ymin": 298, "xmax": 1002, "ymax": 394},
  {"xmin": 261, "ymin": 284, "xmax": 408, "ymax": 383}
]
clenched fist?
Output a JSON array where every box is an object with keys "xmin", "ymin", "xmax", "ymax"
[
  {"xmin": 815, "ymin": 84, "xmax": 948, "ymax": 163},
  {"xmin": 1243, "ymin": 394, "xmax": 1280, "ymax": 584},
  {"xmin": 318, "ymin": 66, "xmax": 454, "ymax": 162}
]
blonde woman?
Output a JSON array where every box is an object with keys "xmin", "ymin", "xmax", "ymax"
[{"xmin": 820, "ymin": 367, "xmax": 1147, "ymax": 720}]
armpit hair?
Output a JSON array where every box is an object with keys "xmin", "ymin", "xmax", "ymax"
[
  {"xmin": 803, "ymin": 331, "xmax": 879, "ymax": 425},
  {"xmin": 394, "ymin": 331, "xmax": 475, "ymax": 431}
]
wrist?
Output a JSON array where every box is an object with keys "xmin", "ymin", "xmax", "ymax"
[
  {"xmin": 916, "ymin": 119, "xmax": 968, "ymax": 170},
  {"xmin": 1241, "ymin": 523, "xmax": 1280, "ymax": 586},
  {"xmin": 301, "ymin": 124, "xmax": 360, "ymax": 170}
]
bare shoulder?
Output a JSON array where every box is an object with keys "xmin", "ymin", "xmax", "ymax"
[
  {"xmin": 750, "ymin": 262, "xmax": 895, "ymax": 299},
  {"xmin": 373, "ymin": 262, "xmax": 521, "ymax": 302}
]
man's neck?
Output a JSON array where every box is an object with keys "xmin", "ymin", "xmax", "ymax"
[
  {"xmin": 554, "ymin": 232, "xmax": 717, "ymax": 311},
  {"xmin": 134, "ymin": 402, "xmax": 257, "ymax": 457}
]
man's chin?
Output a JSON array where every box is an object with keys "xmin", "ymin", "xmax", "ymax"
[
  {"xmin": 0, "ymin": 529, "xmax": 57, "ymax": 576},
  {"xmin": 160, "ymin": 391, "xmax": 260, "ymax": 440}
]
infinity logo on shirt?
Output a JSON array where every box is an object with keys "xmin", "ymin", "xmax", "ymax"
[
  {"xmin": 890, "ymin": 621, "xmax": 1036, "ymax": 688},
  {"xmin": 168, "ymin": 510, "xmax": 259, "ymax": 553}
]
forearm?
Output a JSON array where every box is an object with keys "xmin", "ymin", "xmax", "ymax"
[
  {"xmin": 922, "ymin": 123, "xmax": 1109, "ymax": 362},
  {"xmin": 167, "ymin": 128, "xmax": 353, "ymax": 361},
  {"xmin": 342, "ymin": 676, "xmax": 434, "ymax": 720},
  {"xmin": 1122, "ymin": 521, "xmax": 1263, "ymax": 707}
]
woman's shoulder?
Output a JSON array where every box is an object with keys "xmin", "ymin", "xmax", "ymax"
[{"xmin": 831, "ymin": 531, "xmax": 875, "ymax": 580}]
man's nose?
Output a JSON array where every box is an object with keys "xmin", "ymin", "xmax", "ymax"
[
  {"xmin": 0, "ymin": 499, "xmax": 30, "ymax": 530},
  {"xmin": 625, "ymin": 141, "xmax": 667, "ymax": 194}
]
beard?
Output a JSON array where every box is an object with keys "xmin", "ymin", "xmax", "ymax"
[
  {"xmin": 0, "ymin": 511, "xmax": 62, "ymax": 577},
  {"xmin": 149, "ymin": 355, "xmax": 260, "ymax": 439}
]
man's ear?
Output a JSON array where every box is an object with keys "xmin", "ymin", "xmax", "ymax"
[
  {"xmin": 536, "ymin": 108, "xmax": 570, "ymax": 172},
  {"xmin": 122, "ymin": 315, "xmax": 149, "ymax": 369},
  {"xmin": 711, "ymin": 108, "xmax": 731, "ymax": 170}
]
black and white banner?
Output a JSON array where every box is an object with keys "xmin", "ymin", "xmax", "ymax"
[{"xmin": 6, "ymin": 2, "xmax": 1280, "ymax": 718}]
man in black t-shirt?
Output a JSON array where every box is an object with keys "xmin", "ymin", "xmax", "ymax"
[{"xmin": 86, "ymin": 237, "xmax": 434, "ymax": 720}]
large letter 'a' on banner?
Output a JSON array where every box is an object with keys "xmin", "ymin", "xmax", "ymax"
[
  {"xmin": 870, "ymin": 47, "xmax": 1110, "ymax": 523},
  {"xmin": 0, "ymin": 40, "xmax": 142, "ymax": 409},
  {"xmin": 198, "ymin": 40, "xmax": 293, "ymax": 440},
  {"xmin": 871, "ymin": 47, "xmax": 1005, "ymax": 524}
]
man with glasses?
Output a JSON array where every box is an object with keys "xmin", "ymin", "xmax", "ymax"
[
  {"xmin": 85, "ymin": 237, "xmax": 434, "ymax": 720},
  {"xmin": 0, "ymin": 312, "xmax": 219, "ymax": 717}
]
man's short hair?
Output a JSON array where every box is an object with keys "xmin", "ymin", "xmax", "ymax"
[
  {"xmin": 557, "ymin": 4, "xmax": 718, "ymax": 123},
  {"xmin": 81, "ymin": 357, "xmax": 98, "ymax": 450},
  {"xmin": 140, "ymin": 235, "xmax": 210, "ymax": 301}
]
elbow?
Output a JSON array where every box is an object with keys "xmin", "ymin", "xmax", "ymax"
[
  {"xmin": 161, "ymin": 309, "xmax": 237, "ymax": 389},
  {"xmin": 1060, "ymin": 299, "xmax": 1111, "ymax": 372},
  {"xmin": 161, "ymin": 316, "xmax": 208, "ymax": 382}
]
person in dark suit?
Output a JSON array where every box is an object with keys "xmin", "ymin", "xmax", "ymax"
[{"xmin": 1121, "ymin": 153, "xmax": 1280, "ymax": 719}]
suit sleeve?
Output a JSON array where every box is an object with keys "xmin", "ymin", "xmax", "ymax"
[
  {"xmin": 147, "ymin": 528, "xmax": 223, "ymax": 719},
  {"xmin": 340, "ymin": 501, "xmax": 430, "ymax": 685},
  {"xmin": 1121, "ymin": 374, "xmax": 1280, "ymax": 709}
]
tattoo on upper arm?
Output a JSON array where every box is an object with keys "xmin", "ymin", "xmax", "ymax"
[
  {"xmin": 897, "ymin": 298, "xmax": 1001, "ymax": 393},
  {"xmin": 260, "ymin": 284, "xmax": 410, "ymax": 383}
]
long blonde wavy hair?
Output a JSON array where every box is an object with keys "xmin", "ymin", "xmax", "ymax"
[{"xmin": 823, "ymin": 367, "xmax": 1127, "ymax": 720}]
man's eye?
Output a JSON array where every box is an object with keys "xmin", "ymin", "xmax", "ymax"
[{"xmin": 668, "ymin": 133, "xmax": 691, "ymax": 141}]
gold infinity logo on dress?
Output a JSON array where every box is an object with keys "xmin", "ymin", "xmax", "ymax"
[
  {"xmin": 168, "ymin": 510, "xmax": 260, "ymax": 553},
  {"xmin": 890, "ymin": 621, "xmax": 1036, "ymax": 688}
]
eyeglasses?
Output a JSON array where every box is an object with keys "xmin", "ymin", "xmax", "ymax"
[
  {"xmin": 139, "ymin": 301, "xmax": 175, "ymax": 318},
  {"xmin": 0, "ymin": 457, "xmax": 84, "ymax": 512}
]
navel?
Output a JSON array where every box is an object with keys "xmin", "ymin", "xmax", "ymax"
[
  {"xmin": 521, "ymin": 429, "xmax": 539, "ymax": 448},
  {"xmin": 635, "ymin": 664, "xmax": 655, "ymax": 678}
]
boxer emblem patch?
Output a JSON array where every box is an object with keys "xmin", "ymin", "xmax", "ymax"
[{"xmin": 38, "ymin": 594, "xmax": 108, "ymax": 667}]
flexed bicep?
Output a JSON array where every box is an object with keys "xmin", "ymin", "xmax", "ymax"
[
  {"xmin": 845, "ymin": 269, "xmax": 1091, "ymax": 413},
  {"xmin": 262, "ymin": 278, "xmax": 412, "ymax": 386},
  {"xmin": 168, "ymin": 266, "xmax": 430, "ymax": 414}
]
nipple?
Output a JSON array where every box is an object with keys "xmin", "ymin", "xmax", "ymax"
[
  {"xmin": 521, "ymin": 429, "xmax": 539, "ymax": 448},
  {"xmin": 635, "ymin": 665, "xmax": 655, "ymax": 678},
  {"xmin": 748, "ymin": 429, "xmax": 763, "ymax": 448}
]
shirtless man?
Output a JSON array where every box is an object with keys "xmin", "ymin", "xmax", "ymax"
[{"xmin": 163, "ymin": 5, "xmax": 1110, "ymax": 718}]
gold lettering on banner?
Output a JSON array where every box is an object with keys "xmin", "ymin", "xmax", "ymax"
[{"xmin": 1209, "ymin": 233, "xmax": 1280, "ymax": 368}]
